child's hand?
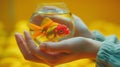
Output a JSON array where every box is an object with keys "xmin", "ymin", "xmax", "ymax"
[
  {"xmin": 15, "ymin": 12, "xmax": 98, "ymax": 66},
  {"xmin": 40, "ymin": 36, "xmax": 101, "ymax": 65},
  {"xmin": 15, "ymin": 31, "xmax": 58, "ymax": 65},
  {"xmin": 15, "ymin": 31, "xmax": 101, "ymax": 66}
]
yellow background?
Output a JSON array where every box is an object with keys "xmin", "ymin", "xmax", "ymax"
[{"xmin": 0, "ymin": 0, "xmax": 120, "ymax": 67}]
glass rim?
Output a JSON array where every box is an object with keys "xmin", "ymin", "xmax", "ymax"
[{"xmin": 35, "ymin": 2, "xmax": 69, "ymax": 11}]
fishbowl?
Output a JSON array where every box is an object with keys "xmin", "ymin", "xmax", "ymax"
[{"xmin": 28, "ymin": 2, "xmax": 75, "ymax": 45}]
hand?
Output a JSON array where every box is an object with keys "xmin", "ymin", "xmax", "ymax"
[
  {"xmin": 40, "ymin": 36, "xmax": 101, "ymax": 65},
  {"xmin": 15, "ymin": 31, "xmax": 57, "ymax": 65},
  {"xmin": 15, "ymin": 12, "xmax": 97, "ymax": 66}
]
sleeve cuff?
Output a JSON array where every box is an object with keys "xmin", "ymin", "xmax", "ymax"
[{"xmin": 96, "ymin": 40, "xmax": 120, "ymax": 67}]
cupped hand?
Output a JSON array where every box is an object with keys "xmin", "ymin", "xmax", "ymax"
[
  {"xmin": 40, "ymin": 36, "xmax": 101, "ymax": 65},
  {"xmin": 15, "ymin": 11, "xmax": 99, "ymax": 66},
  {"xmin": 15, "ymin": 31, "xmax": 61, "ymax": 66}
]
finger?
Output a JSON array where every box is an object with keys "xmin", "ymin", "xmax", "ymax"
[
  {"xmin": 40, "ymin": 41, "xmax": 71, "ymax": 54},
  {"xmin": 50, "ymin": 15, "xmax": 73, "ymax": 28},
  {"xmin": 31, "ymin": 7, "xmax": 73, "ymax": 28},
  {"xmin": 31, "ymin": 5, "xmax": 65, "ymax": 25},
  {"xmin": 24, "ymin": 31, "xmax": 54, "ymax": 62},
  {"xmin": 24, "ymin": 30, "xmax": 38, "ymax": 53},
  {"xmin": 40, "ymin": 37, "xmax": 87, "ymax": 53},
  {"xmin": 15, "ymin": 33, "xmax": 30, "ymax": 55},
  {"xmin": 73, "ymin": 14, "xmax": 88, "ymax": 29},
  {"xmin": 30, "ymin": 14, "xmax": 44, "ymax": 25},
  {"xmin": 15, "ymin": 33, "xmax": 45, "ymax": 63},
  {"xmin": 72, "ymin": 14, "xmax": 94, "ymax": 38},
  {"xmin": 31, "ymin": 13, "xmax": 72, "ymax": 26}
]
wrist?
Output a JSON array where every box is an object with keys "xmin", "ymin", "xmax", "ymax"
[{"xmin": 84, "ymin": 38, "xmax": 102, "ymax": 59}]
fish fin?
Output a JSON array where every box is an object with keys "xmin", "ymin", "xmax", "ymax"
[
  {"xmin": 32, "ymin": 31, "xmax": 42, "ymax": 39},
  {"xmin": 47, "ymin": 25, "xmax": 57, "ymax": 33},
  {"xmin": 41, "ymin": 17, "xmax": 59, "ymax": 28},
  {"xmin": 46, "ymin": 26, "xmax": 57, "ymax": 39},
  {"xmin": 44, "ymin": 21, "xmax": 55, "ymax": 28},
  {"xmin": 41, "ymin": 17, "xmax": 53, "ymax": 26},
  {"xmin": 28, "ymin": 23, "xmax": 42, "ymax": 30}
]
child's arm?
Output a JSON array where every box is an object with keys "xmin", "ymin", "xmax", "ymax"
[{"xmin": 96, "ymin": 35, "xmax": 120, "ymax": 67}]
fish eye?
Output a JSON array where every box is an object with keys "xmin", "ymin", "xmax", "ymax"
[{"xmin": 59, "ymin": 30, "xmax": 63, "ymax": 33}]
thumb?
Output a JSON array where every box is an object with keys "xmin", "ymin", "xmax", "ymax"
[{"xmin": 39, "ymin": 42, "xmax": 70, "ymax": 53}]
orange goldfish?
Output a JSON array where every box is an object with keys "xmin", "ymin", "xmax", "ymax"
[{"xmin": 28, "ymin": 18, "xmax": 70, "ymax": 40}]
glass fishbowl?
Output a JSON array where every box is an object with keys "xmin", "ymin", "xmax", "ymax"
[{"xmin": 28, "ymin": 2, "xmax": 75, "ymax": 45}]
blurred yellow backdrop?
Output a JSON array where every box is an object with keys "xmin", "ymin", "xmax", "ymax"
[{"xmin": 0, "ymin": 0, "xmax": 120, "ymax": 67}]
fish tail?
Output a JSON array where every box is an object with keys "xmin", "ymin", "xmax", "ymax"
[
  {"xmin": 43, "ymin": 21, "xmax": 58, "ymax": 29},
  {"xmin": 43, "ymin": 21, "xmax": 53, "ymax": 28},
  {"xmin": 32, "ymin": 31, "xmax": 43, "ymax": 39},
  {"xmin": 28, "ymin": 23, "xmax": 42, "ymax": 30}
]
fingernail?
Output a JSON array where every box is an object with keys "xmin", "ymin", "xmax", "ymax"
[
  {"xmin": 24, "ymin": 30, "xmax": 28, "ymax": 33},
  {"xmin": 24, "ymin": 30, "xmax": 30, "ymax": 36},
  {"xmin": 15, "ymin": 32, "xmax": 20, "ymax": 34},
  {"xmin": 15, "ymin": 32, "xmax": 20, "ymax": 36}
]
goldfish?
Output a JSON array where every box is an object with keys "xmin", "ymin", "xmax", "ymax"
[{"xmin": 28, "ymin": 17, "xmax": 70, "ymax": 40}]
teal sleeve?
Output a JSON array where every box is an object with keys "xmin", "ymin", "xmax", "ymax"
[
  {"xmin": 93, "ymin": 31, "xmax": 120, "ymax": 67},
  {"xmin": 92, "ymin": 31, "xmax": 105, "ymax": 42}
]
